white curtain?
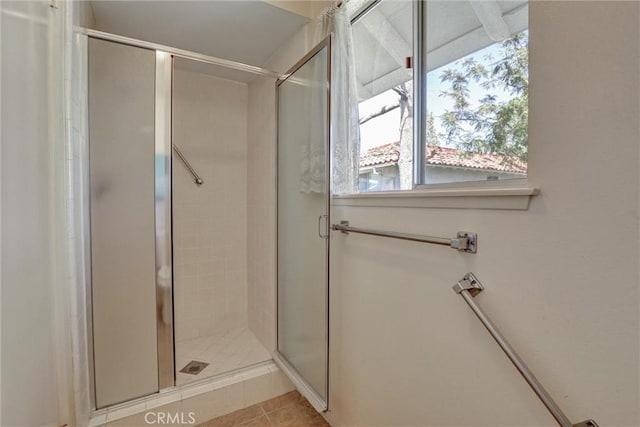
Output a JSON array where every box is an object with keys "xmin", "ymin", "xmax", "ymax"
[
  {"xmin": 314, "ymin": 3, "xmax": 361, "ymax": 195},
  {"xmin": 299, "ymin": 49, "xmax": 330, "ymax": 194},
  {"xmin": 67, "ymin": 16, "xmax": 92, "ymax": 427}
]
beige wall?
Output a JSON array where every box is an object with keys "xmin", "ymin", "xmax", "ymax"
[
  {"xmin": 249, "ymin": 1, "xmax": 640, "ymax": 426},
  {"xmin": 328, "ymin": 2, "xmax": 639, "ymax": 426},
  {"xmin": 1, "ymin": 1, "xmax": 61, "ymax": 424},
  {"xmin": 75, "ymin": 0, "xmax": 96, "ymax": 28},
  {"xmin": 173, "ymin": 68, "xmax": 249, "ymax": 342},
  {"xmin": 263, "ymin": 0, "xmax": 331, "ymax": 20}
]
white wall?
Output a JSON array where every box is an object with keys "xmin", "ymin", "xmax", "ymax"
[
  {"xmin": 328, "ymin": 2, "xmax": 639, "ymax": 426},
  {"xmin": 263, "ymin": 0, "xmax": 331, "ymax": 20},
  {"xmin": 1, "ymin": 1, "xmax": 67, "ymax": 426},
  {"xmin": 360, "ymin": 165, "xmax": 525, "ymax": 191},
  {"xmin": 424, "ymin": 166, "xmax": 525, "ymax": 185},
  {"xmin": 173, "ymin": 68, "xmax": 250, "ymax": 342},
  {"xmin": 249, "ymin": 1, "xmax": 640, "ymax": 426}
]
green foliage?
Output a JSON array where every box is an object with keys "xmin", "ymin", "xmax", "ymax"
[
  {"xmin": 426, "ymin": 112, "xmax": 439, "ymax": 146},
  {"xmin": 437, "ymin": 31, "xmax": 528, "ymax": 161}
]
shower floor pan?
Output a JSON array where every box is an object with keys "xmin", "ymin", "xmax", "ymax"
[{"xmin": 176, "ymin": 326, "xmax": 271, "ymax": 385}]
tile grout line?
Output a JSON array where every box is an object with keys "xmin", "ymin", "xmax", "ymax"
[
  {"xmin": 201, "ymin": 391, "xmax": 326, "ymax": 427},
  {"xmin": 259, "ymin": 404, "xmax": 274, "ymax": 426},
  {"xmin": 260, "ymin": 397, "xmax": 277, "ymax": 427}
]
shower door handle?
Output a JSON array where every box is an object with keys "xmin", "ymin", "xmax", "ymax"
[{"xmin": 318, "ymin": 214, "xmax": 329, "ymax": 239}]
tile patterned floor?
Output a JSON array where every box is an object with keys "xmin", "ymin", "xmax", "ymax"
[
  {"xmin": 198, "ymin": 391, "xmax": 330, "ymax": 427},
  {"xmin": 176, "ymin": 326, "xmax": 272, "ymax": 385}
]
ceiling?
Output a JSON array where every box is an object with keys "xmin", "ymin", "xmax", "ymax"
[
  {"xmin": 352, "ymin": 0, "xmax": 528, "ymax": 100},
  {"xmin": 89, "ymin": 1, "xmax": 309, "ymax": 82}
]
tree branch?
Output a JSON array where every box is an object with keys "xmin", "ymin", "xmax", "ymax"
[{"xmin": 359, "ymin": 103, "xmax": 400, "ymax": 125}]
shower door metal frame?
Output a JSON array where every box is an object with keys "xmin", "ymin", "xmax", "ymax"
[
  {"xmin": 274, "ymin": 35, "xmax": 332, "ymax": 413},
  {"xmin": 80, "ymin": 28, "xmax": 280, "ymax": 79},
  {"xmin": 155, "ymin": 50, "xmax": 175, "ymax": 391}
]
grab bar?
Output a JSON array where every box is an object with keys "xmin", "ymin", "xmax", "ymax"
[
  {"xmin": 173, "ymin": 144, "xmax": 203, "ymax": 186},
  {"xmin": 331, "ymin": 221, "xmax": 477, "ymax": 253},
  {"xmin": 453, "ymin": 273, "xmax": 598, "ymax": 427}
]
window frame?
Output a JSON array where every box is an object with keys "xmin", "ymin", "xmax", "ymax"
[{"xmin": 349, "ymin": 0, "xmax": 533, "ymax": 198}]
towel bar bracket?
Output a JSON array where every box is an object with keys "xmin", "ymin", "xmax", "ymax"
[
  {"xmin": 452, "ymin": 272, "xmax": 483, "ymax": 296},
  {"xmin": 338, "ymin": 220, "xmax": 350, "ymax": 233},
  {"xmin": 573, "ymin": 420, "xmax": 599, "ymax": 427},
  {"xmin": 452, "ymin": 232, "xmax": 477, "ymax": 253}
]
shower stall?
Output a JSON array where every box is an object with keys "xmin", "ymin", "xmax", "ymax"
[
  {"xmin": 171, "ymin": 56, "xmax": 274, "ymax": 386},
  {"xmin": 88, "ymin": 35, "xmax": 274, "ymax": 408},
  {"xmin": 85, "ymin": 26, "xmax": 331, "ymax": 412}
]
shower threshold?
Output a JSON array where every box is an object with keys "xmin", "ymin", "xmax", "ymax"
[{"xmin": 89, "ymin": 360, "xmax": 280, "ymax": 427}]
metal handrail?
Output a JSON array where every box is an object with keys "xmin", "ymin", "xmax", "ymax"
[
  {"xmin": 331, "ymin": 221, "xmax": 477, "ymax": 253},
  {"xmin": 172, "ymin": 144, "xmax": 203, "ymax": 186},
  {"xmin": 453, "ymin": 273, "xmax": 598, "ymax": 427}
]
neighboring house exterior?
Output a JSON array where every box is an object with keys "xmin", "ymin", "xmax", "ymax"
[{"xmin": 359, "ymin": 142, "xmax": 527, "ymax": 191}]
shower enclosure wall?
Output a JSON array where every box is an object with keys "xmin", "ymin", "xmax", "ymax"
[{"xmin": 88, "ymin": 36, "xmax": 271, "ymax": 408}]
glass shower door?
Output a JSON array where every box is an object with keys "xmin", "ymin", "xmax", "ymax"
[
  {"xmin": 276, "ymin": 38, "xmax": 330, "ymax": 411},
  {"xmin": 89, "ymin": 38, "xmax": 174, "ymax": 408}
]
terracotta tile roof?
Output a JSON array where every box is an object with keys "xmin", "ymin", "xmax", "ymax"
[
  {"xmin": 359, "ymin": 141, "xmax": 527, "ymax": 174},
  {"xmin": 359, "ymin": 142, "xmax": 400, "ymax": 168}
]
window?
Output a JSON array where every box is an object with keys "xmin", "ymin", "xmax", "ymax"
[
  {"xmin": 352, "ymin": 0, "xmax": 529, "ymax": 192},
  {"xmin": 352, "ymin": 0, "xmax": 413, "ymax": 191}
]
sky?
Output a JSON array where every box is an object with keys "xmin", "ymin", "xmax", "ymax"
[{"xmin": 358, "ymin": 41, "xmax": 515, "ymax": 152}]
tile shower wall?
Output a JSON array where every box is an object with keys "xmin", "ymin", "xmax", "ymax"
[
  {"xmin": 173, "ymin": 68, "xmax": 249, "ymax": 342},
  {"xmin": 247, "ymin": 15, "xmax": 326, "ymax": 353},
  {"xmin": 247, "ymin": 75, "xmax": 277, "ymax": 352}
]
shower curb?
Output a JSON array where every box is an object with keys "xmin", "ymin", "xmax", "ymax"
[{"xmin": 89, "ymin": 360, "xmax": 285, "ymax": 426}]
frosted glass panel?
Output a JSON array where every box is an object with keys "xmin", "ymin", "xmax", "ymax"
[
  {"xmin": 277, "ymin": 46, "xmax": 329, "ymax": 402},
  {"xmin": 89, "ymin": 38, "xmax": 158, "ymax": 408}
]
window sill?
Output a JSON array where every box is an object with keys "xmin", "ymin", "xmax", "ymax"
[{"xmin": 332, "ymin": 183, "xmax": 539, "ymax": 210}]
